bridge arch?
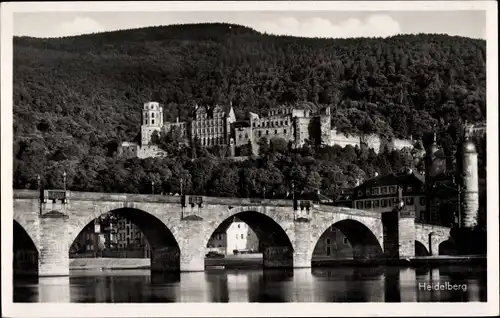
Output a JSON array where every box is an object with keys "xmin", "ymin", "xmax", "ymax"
[
  {"xmin": 438, "ymin": 239, "xmax": 457, "ymax": 255},
  {"xmin": 311, "ymin": 218, "xmax": 384, "ymax": 263},
  {"xmin": 415, "ymin": 240, "xmax": 430, "ymax": 256},
  {"xmin": 69, "ymin": 207, "xmax": 181, "ymax": 272},
  {"xmin": 13, "ymin": 220, "xmax": 39, "ymax": 276},
  {"xmin": 13, "ymin": 215, "xmax": 40, "ymax": 252},
  {"xmin": 203, "ymin": 207, "xmax": 294, "ymax": 268}
]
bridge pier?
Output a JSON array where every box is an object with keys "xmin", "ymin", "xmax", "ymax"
[
  {"xmin": 39, "ymin": 212, "xmax": 70, "ymax": 276},
  {"xmin": 292, "ymin": 220, "xmax": 313, "ymax": 268}
]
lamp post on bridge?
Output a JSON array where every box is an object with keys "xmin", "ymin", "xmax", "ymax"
[
  {"xmin": 180, "ymin": 178, "xmax": 183, "ymax": 197},
  {"xmin": 151, "ymin": 181, "xmax": 155, "ymax": 195},
  {"xmin": 37, "ymin": 174, "xmax": 42, "ymax": 216}
]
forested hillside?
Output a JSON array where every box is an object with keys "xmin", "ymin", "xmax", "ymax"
[{"xmin": 13, "ymin": 23, "xmax": 487, "ymax": 196}]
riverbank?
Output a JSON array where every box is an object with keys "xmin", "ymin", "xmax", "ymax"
[
  {"xmin": 69, "ymin": 258, "xmax": 150, "ymax": 270},
  {"xmin": 67, "ymin": 254, "xmax": 487, "ymax": 271}
]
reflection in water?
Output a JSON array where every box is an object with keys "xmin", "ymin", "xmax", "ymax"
[{"xmin": 13, "ymin": 265, "xmax": 486, "ymax": 303}]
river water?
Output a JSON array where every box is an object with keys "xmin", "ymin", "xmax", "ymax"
[{"xmin": 14, "ymin": 265, "xmax": 486, "ymax": 303}]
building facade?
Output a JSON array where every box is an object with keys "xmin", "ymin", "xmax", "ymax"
[
  {"xmin": 312, "ymin": 225, "xmax": 353, "ymax": 259},
  {"xmin": 351, "ymin": 170, "xmax": 427, "ymax": 223},
  {"xmin": 70, "ymin": 214, "xmax": 151, "ymax": 258},
  {"xmin": 206, "ymin": 217, "xmax": 259, "ymax": 255}
]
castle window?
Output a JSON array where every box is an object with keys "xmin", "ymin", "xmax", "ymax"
[
  {"xmin": 241, "ymin": 234, "xmax": 244, "ymax": 239},
  {"xmin": 407, "ymin": 185, "xmax": 413, "ymax": 193},
  {"xmin": 144, "ymin": 120, "xmax": 147, "ymax": 125},
  {"xmin": 253, "ymin": 123, "xmax": 256, "ymax": 127},
  {"xmin": 280, "ymin": 121, "xmax": 283, "ymax": 126},
  {"xmin": 372, "ymin": 187, "xmax": 379, "ymax": 195},
  {"xmin": 326, "ymin": 238, "xmax": 331, "ymax": 245},
  {"xmin": 275, "ymin": 121, "xmax": 278, "ymax": 126},
  {"xmin": 266, "ymin": 130, "xmax": 269, "ymax": 135},
  {"xmin": 152, "ymin": 119, "xmax": 155, "ymax": 125},
  {"xmin": 381, "ymin": 199, "xmax": 387, "ymax": 207},
  {"xmin": 258, "ymin": 131, "xmax": 262, "ymax": 137},
  {"xmin": 381, "ymin": 187, "xmax": 388, "ymax": 194},
  {"xmin": 356, "ymin": 201, "xmax": 363, "ymax": 209},
  {"xmin": 364, "ymin": 200, "xmax": 372, "ymax": 209},
  {"xmin": 373, "ymin": 200, "xmax": 380, "ymax": 208},
  {"xmin": 343, "ymin": 237, "xmax": 349, "ymax": 245},
  {"xmin": 284, "ymin": 129, "xmax": 287, "ymax": 134},
  {"xmin": 275, "ymin": 130, "xmax": 278, "ymax": 134},
  {"xmin": 405, "ymin": 197, "xmax": 414, "ymax": 206},
  {"xmin": 389, "ymin": 186, "xmax": 397, "ymax": 193},
  {"xmin": 151, "ymin": 113, "xmax": 155, "ymax": 118}
]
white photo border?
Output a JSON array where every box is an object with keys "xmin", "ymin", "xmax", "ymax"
[{"xmin": 1, "ymin": 1, "xmax": 498, "ymax": 317}]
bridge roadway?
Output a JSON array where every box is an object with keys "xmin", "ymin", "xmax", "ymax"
[{"xmin": 13, "ymin": 189, "xmax": 452, "ymax": 276}]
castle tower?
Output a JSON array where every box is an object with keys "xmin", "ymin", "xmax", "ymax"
[
  {"xmin": 141, "ymin": 101, "xmax": 164, "ymax": 146},
  {"xmin": 319, "ymin": 106, "xmax": 332, "ymax": 147},
  {"xmin": 460, "ymin": 125, "xmax": 479, "ymax": 228}
]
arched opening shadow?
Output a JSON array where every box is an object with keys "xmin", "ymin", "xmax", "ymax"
[
  {"xmin": 312, "ymin": 220, "xmax": 383, "ymax": 264},
  {"xmin": 415, "ymin": 241, "xmax": 430, "ymax": 256},
  {"xmin": 205, "ymin": 212, "xmax": 293, "ymax": 269},
  {"xmin": 70, "ymin": 208, "xmax": 180, "ymax": 272},
  {"xmin": 13, "ymin": 220, "xmax": 39, "ymax": 277},
  {"xmin": 439, "ymin": 239, "xmax": 457, "ymax": 256}
]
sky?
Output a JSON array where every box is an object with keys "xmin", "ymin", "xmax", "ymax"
[{"xmin": 13, "ymin": 10, "xmax": 486, "ymax": 40}]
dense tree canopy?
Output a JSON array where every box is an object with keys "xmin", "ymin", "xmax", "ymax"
[{"xmin": 12, "ymin": 23, "xmax": 487, "ymax": 195}]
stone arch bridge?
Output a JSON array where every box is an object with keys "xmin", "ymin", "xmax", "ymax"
[{"xmin": 13, "ymin": 189, "xmax": 451, "ymax": 276}]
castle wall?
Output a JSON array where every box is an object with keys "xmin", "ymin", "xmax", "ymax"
[
  {"xmin": 294, "ymin": 117, "xmax": 312, "ymax": 148},
  {"xmin": 235, "ymin": 127, "xmax": 252, "ymax": 147},
  {"xmin": 329, "ymin": 129, "xmax": 361, "ymax": 148},
  {"xmin": 137, "ymin": 145, "xmax": 168, "ymax": 159},
  {"xmin": 251, "ymin": 114, "xmax": 294, "ymax": 143},
  {"xmin": 388, "ymin": 138, "xmax": 415, "ymax": 152},
  {"xmin": 319, "ymin": 115, "xmax": 332, "ymax": 147},
  {"xmin": 361, "ymin": 134, "xmax": 383, "ymax": 154}
]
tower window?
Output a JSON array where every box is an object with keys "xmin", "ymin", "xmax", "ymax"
[
  {"xmin": 343, "ymin": 237, "xmax": 349, "ymax": 244},
  {"xmin": 152, "ymin": 119, "xmax": 155, "ymax": 125},
  {"xmin": 284, "ymin": 129, "xmax": 287, "ymax": 134},
  {"xmin": 266, "ymin": 130, "xmax": 269, "ymax": 135},
  {"xmin": 275, "ymin": 130, "xmax": 278, "ymax": 134},
  {"xmin": 326, "ymin": 238, "xmax": 331, "ymax": 245},
  {"xmin": 151, "ymin": 113, "xmax": 155, "ymax": 118},
  {"xmin": 144, "ymin": 120, "xmax": 147, "ymax": 125}
]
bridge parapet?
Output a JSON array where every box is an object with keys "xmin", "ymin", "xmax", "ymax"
[{"xmin": 316, "ymin": 205, "xmax": 383, "ymax": 219}]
